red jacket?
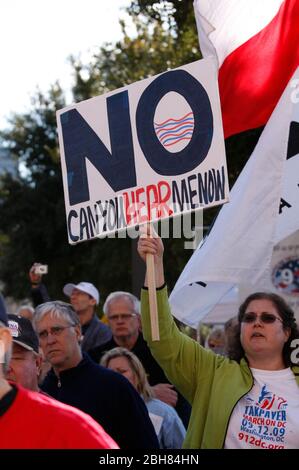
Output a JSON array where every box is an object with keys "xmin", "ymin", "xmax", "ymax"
[{"xmin": 0, "ymin": 385, "xmax": 118, "ymax": 449}]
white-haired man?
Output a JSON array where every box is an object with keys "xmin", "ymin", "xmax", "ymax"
[
  {"xmin": 34, "ymin": 300, "xmax": 159, "ymax": 449},
  {"xmin": 89, "ymin": 291, "xmax": 191, "ymax": 428}
]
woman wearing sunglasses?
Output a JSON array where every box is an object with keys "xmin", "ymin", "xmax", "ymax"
[{"xmin": 138, "ymin": 233, "xmax": 299, "ymax": 449}]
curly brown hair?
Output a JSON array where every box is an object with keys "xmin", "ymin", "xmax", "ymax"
[{"xmin": 227, "ymin": 292, "xmax": 299, "ymax": 366}]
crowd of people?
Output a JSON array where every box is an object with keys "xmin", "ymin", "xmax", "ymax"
[{"xmin": 1, "ymin": 232, "xmax": 299, "ymax": 449}]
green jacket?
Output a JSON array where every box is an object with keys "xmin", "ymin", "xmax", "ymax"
[{"xmin": 141, "ymin": 286, "xmax": 299, "ymax": 449}]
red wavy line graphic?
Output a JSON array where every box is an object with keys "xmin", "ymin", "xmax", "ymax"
[
  {"xmin": 160, "ymin": 128, "xmax": 194, "ymax": 144},
  {"xmin": 155, "ymin": 121, "xmax": 194, "ymax": 135},
  {"xmin": 154, "ymin": 112, "xmax": 193, "ymax": 127}
]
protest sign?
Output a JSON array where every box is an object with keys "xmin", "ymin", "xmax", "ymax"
[{"xmin": 57, "ymin": 58, "xmax": 228, "ymax": 244}]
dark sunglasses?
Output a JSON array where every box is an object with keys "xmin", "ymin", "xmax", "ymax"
[{"xmin": 242, "ymin": 312, "xmax": 283, "ymax": 324}]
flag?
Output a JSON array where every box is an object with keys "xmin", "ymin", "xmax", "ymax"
[
  {"xmin": 169, "ymin": 70, "xmax": 299, "ymax": 328},
  {"xmin": 194, "ymin": 0, "xmax": 299, "ymax": 138}
]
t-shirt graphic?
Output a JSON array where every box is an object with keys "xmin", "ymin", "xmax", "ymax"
[
  {"xmin": 224, "ymin": 368, "xmax": 299, "ymax": 449},
  {"xmin": 240, "ymin": 383, "xmax": 287, "ymax": 449}
]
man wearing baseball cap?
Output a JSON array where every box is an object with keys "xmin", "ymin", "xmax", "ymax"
[
  {"xmin": 6, "ymin": 314, "xmax": 42, "ymax": 392},
  {"xmin": 0, "ymin": 294, "xmax": 117, "ymax": 448},
  {"xmin": 29, "ymin": 265, "xmax": 112, "ymax": 353},
  {"xmin": 63, "ymin": 282, "xmax": 112, "ymax": 352}
]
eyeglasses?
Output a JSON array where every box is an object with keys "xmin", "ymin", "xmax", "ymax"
[
  {"xmin": 241, "ymin": 312, "xmax": 283, "ymax": 324},
  {"xmin": 38, "ymin": 325, "xmax": 76, "ymax": 340},
  {"xmin": 108, "ymin": 313, "xmax": 137, "ymax": 322}
]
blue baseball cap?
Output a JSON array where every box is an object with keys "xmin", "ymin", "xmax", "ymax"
[{"xmin": 0, "ymin": 294, "xmax": 8, "ymax": 325}]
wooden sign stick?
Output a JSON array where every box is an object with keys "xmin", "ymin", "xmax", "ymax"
[{"xmin": 145, "ymin": 224, "xmax": 160, "ymax": 341}]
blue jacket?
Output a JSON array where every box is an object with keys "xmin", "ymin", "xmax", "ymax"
[
  {"xmin": 41, "ymin": 354, "xmax": 159, "ymax": 449},
  {"xmin": 146, "ymin": 398, "xmax": 186, "ymax": 449}
]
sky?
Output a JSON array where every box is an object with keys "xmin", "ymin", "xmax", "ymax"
[{"xmin": 0, "ymin": 0, "xmax": 131, "ymax": 128}]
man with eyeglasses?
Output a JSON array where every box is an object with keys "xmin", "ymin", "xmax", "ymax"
[
  {"xmin": 33, "ymin": 300, "xmax": 159, "ymax": 449},
  {"xmin": 137, "ymin": 231, "xmax": 299, "ymax": 449},
  {"xmin": 0, "ymin": 294, "xmax": 118, "ymax": 449},
  {"xmin": 88, "ymin": 291, "xmax": 191, "ymax": 428}
]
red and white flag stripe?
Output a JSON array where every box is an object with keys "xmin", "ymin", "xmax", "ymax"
[{"xmin": 194, "ymin": 0, "xmax": 299, "ymax": 137}]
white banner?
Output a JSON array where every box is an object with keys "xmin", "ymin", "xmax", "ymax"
[{"xmin": 170, "ymin": 69, "xmax": 299, "ymax": 328}]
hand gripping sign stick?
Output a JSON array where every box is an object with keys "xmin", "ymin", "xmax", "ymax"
[{"xmin": 140, "ymin": 224, "xmax": 160, "ymax": 341}]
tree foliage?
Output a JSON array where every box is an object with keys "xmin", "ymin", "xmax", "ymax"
[
  {"xmin": 0, "ymin": 1, "xmax": 261, "ymax": 305},
  {"xmin": 129, "ymin": 0, "xmax": 195, "ymax": 34},
  {"xmin": 71, "ymin": 5, "xmax": 199, "ymax": 102},
  {"xmin": 0, "ymin": 84, "xmax": 133, "ymax": 302}
]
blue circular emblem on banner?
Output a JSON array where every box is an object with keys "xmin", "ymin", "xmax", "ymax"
[
  {"xmin": 136, "ymin": 69, "xmax": 213, "ymax": 176},
  {"xmin": 272, "ymin": 257, "xmax": 299, "ymax": 296}
]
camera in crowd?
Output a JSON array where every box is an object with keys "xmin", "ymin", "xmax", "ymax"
[{"xmin": 35, "ymin": 264, "xmax": 48, "ymax": 275}]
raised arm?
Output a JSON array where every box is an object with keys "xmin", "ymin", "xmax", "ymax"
[
  {"xmin": 29, "ymin": 263, "xmax": 50, "ymax": 307},
  {"xmin": 138, "ymin": 230, "xmax": 196, "ymax": 402},
  {"xmin": 137, "ymin": 229, "xmax": 223, "ymax": 404},
  {"xmin": 138, "ymin": 227, "xmax": 165, "ymax": 288}
]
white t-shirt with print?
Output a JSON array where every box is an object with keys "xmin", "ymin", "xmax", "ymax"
[{"xmin": 224, "ymin": 368, "xmax": 299, "ymax": 449}]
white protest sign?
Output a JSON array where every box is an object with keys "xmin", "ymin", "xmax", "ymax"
[{"xmin": 57, "ymin": 58, "xmax": 228, "ymax": 244}]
